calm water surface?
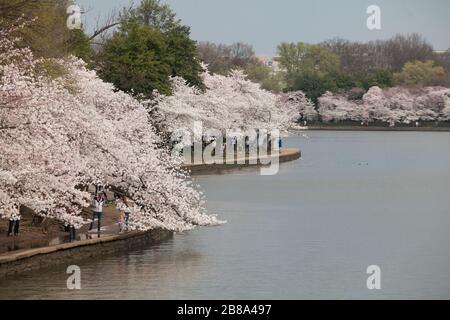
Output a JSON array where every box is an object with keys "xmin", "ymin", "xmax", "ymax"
[{"xmin": 1, "ymin": 131, "xmax": 450, "ymax": 299}]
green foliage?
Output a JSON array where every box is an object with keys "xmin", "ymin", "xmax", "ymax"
[
  {"xmin": 394, "ymin": 60, "xmax": 447, "ymax": 86},
  {"xmin": 287, "ymin": 73, "xmax": 337, "ymax": 104},
  {"xmin": 97, "ymin": 0, "xmax": 203, "ymax": 96},
  {"xmin": 279, "ymin": 35, "xmax": 450, "ymax": 101},
  {"xmin": 66, "ymin": 29, "xmax": 93, "ymax": 63},
  {"xmin": 164, "ymin": 25, "xmax": 204, "ymax": 89},
  {"xmin": 126, "ymin": 0, "xmax": 178, "ymax": 31},
  {"xmin": 278, "ymin": 42, "xmax": 340, "ymax": 81},
  {"xmin": 278, "ymin": 42, "xmax": 346, "ymax": 101},
  {"xmin": 332, "ymin": 72, "xmax": 360, "ymax": 91},
  {"xmin": 98, "ymin": 22, "xmax": 171, "ymax": 95},
  {"xmin": 0, "ymin": 0, "xmax": 92, "ymax": 60},
  {"xmin": 244, "ymin": 63, "xmax": 283, "ymax": 92},
  {"xmin": 364, "ymin": 69, "xmax": 394, "ymax": 89},
  {"xmin": 286, "ymin": 71, "xmax": 361, "ymax": 103}
]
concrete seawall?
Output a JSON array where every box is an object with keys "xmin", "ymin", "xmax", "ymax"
[
  {"xmin": 182, "ymin": 148, "xmax": 302, "ymax": 175},
  {"xmin": 0, "ymin": 229, "xmax": 173, "ymax": 278}
]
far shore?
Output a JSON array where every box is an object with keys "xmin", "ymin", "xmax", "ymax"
[{"xmin": 306, "ymin": 124, "xmax": 450, "ymax": 132}]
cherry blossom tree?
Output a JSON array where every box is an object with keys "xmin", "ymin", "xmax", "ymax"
[
  {"xmin": 441, "ymin": 91, "xmax": 450, "ymax": 121},
  {"xmin": 318, "ymin": 91, "xmax": 363, "ymax": 123},
  {"xmin": 317, "ymin": 85, "xmax": 450, "ymax": 125},
  {"xmin": 278, "ymin": 91, "xmax": 318, "ymax": 122},
  {"xmin": 152, "ymin": 69, "xmax": 302, "ymax": 138},
  {"xmin": 0, "ymin": 21, "xmax": 223, "ymax": 231},
  {"xmin": 365, "ymin": 86, "xmax": 450, "ymax": 124},
  {"xmin": 362, "ymin": 86, "xmax": 397, "ymax": 125}
]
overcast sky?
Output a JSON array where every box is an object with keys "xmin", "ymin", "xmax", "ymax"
[{"xmin": 77, "ymin": 0, "xmax": 450, "ymax": 54}]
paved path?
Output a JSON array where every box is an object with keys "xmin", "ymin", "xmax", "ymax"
[{"xmin": 182, "ymin": 148, "xmax": 302, "ymax": 174}]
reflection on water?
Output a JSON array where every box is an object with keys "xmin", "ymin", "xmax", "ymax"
[
  {"xmin": 1, "ymin": 131, "xmax": 450, "ymax": 299},
  {"xmin": 0, "ymin": 236, "xmax": 204, "ymax": 300}
]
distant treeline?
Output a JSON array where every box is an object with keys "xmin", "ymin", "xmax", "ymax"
[
  {"xmin": 2, "ymin": 0, "xmax": 449, "ymax": 104},
  {"xmin": 199, "ymin": 35, "xmax": 450, "ymax": 103}
]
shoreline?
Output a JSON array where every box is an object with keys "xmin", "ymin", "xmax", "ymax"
[
  {"xmin": 306, "ymin": 125, "xmax": 450, "ymax": 132},
  {"xmin": 0, "ymin": 229, "xmax": 173, "ymax": 278},
  {"xmin": 181, "ymin": 148, "xmax": 302, "ymax": 175},
  {"xmin": 0, "ymin": 148, "xmax": 302, "ymax": 277}
]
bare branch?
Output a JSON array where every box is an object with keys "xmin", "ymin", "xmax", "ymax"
[{"xmin": 89, "ymin": 22, "xmax": 120, "ymax": 41}]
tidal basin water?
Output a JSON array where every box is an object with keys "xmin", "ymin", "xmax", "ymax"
[{"xmin": 1, "ymin": 131, "xmax": 450, "ymax": 299}]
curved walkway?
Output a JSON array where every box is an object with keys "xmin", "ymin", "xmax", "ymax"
[{"xmin": 182, "ymin": 148, "xmax": 302, "ymax": 174}]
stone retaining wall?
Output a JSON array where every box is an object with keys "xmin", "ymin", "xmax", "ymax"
[{"xmin": 0, "ymin": 229, "xmax": 173, "ymax": 278}]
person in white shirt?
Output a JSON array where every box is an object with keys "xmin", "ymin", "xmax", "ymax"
[
  {"xmin": 122, "ymin": 196, "xmax": 131, "ymax": 231},
  {"xmin": 89, "ymin": 194, "xmax": 105, "ymax": 232},
  {"xmin": 7, "ymin": 204, "xmax": 20, "ymax": 237}
]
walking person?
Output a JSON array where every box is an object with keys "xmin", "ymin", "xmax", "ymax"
[
  {"xmin": 89, "ymin": 194, "xmax": 105, "ymax": 232},
  {"xmin": 118, "ymin": 212, "xmax": 126, "ymax": 233},
  {"xmin": 65, "ymin": 208, "xmax": 78, "ymax": 241},
  {"xmin": 7, "ymin": 204, "xmax": 20, "ymax": 237},
  {"xmin": 69, "ymin": 225, "xmax": 76, "ymax": 241},
  {"xmin": 64, "ymin": 223, "xmax": 77, "ymax": 241},
  {"xmin": 7, "ymin": 219, "xmax": 20, "ymax": 237},
  {"xmin": 122, "ymin": 196, "xmax": 131, "ymax": 232}
]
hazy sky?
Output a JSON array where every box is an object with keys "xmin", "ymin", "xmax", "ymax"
[{"xmin": 77, "ymin": 0, "xmax": 450, "ymax": 54}]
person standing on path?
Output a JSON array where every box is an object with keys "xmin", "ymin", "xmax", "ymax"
[
  {"xmin": 89, "ymin": 194, "xmax": 105, "ymax": 232},
  {"xmin": 118, "ymin": 212, "xmax": 126, "ymax": 233},
  {"xmin": 7, "ymin": 204, "xmax": 20, "ymax": 237},
  {"xmin": 65, "ymin": 207, "xmax": 79, "ymax": 241},
  {"xmin": 122, "ymin": 196, "xmax": 131, "ymax": 231}
]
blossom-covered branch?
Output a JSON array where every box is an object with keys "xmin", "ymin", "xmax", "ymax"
[{"xmin": 0, "ymin": 21, "xmax": 223, "ymax": 231}]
